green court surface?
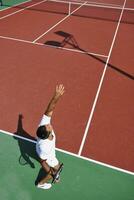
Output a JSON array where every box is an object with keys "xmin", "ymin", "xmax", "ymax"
[
  {"xmin": 0, "ymin": 0, "xmax": 30, "ymax": 10},
  {"xmin": 0, "ymin": 132, "xmax": 134, "ymax": 200}
]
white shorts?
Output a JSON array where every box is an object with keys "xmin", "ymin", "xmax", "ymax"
[
  {"xmin": 46, "ymin": 157, "xmax": 59, "ymax": 168},
  {"xmin": 37, "ymin": 152, "xmax": 59, "ymax": 168}
]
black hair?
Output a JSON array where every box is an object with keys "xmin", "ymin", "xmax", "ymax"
[{"xmin": 36, "ymin": 125, "xmax": 50, "ymax": 139}]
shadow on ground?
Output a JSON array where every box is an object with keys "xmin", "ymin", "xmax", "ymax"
[{"xmin": 13, "ymin": 114, "xmax": 47, "ymax": 185}]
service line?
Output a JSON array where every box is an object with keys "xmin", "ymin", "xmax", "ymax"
[
  {"xmin": 78, "ymin": 0, "xmax": 127, "ymax": 156},
  {"xmin": 0, "ymin": 34, "xmax": 108, "ymax": 58}
]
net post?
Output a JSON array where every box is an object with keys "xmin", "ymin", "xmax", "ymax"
[{"xmin": 68, "ymin": 2, "xmax": 71, "ymax": 15}]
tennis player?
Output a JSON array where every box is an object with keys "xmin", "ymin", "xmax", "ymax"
[{"xmin": 36, "ymin": 84, "xmax": 65, "ymax": 190}]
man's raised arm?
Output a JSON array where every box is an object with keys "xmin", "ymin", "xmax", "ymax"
[{"xmin": 45, "ymin": 84, "xmax": 65, "ymax": 117}]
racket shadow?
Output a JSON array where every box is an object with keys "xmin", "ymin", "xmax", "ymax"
[
  {"xmin": 13, "ymin": 114, "xmax": 49, "ymax": 185},
  {"xmin": 13, "ymin": 114, "xmax": 39, "ymax": 169}
]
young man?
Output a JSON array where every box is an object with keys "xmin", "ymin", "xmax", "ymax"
[{"xmin": 36, "ymin": 84, "xmax": 65, "ymax": 189}]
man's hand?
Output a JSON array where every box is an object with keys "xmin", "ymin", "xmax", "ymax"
[{"xmin": 55, "ymin": 84, "xmax": 65, "ymax": 97}]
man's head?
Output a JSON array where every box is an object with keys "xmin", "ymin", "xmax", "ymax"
[{"xmin": 36, "ymin": 124, "xmax": 52, "ymax": 139}]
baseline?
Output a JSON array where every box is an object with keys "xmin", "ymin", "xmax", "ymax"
[{"xmin": 0, "ymin": 129, "xmax": 133, "ymax": 176}]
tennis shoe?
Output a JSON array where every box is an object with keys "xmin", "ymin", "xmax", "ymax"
[{"xmin": 37, "ymin": 183, "xmax": 52, "ymax": 190}]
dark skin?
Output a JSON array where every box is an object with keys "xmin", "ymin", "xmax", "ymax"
[{"xmin": 38, "ymin": 84, "xmax": 65, "ymax": 185}]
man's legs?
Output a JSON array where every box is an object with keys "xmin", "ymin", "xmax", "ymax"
[{"xmin": 37, "ymin": 159, "xmax": 60, "ymax": 189}]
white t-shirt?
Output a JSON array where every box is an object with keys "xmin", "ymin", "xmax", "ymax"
[{"xmin": 36, "ymin": 115, "xmax": 56, "ymax": 160}]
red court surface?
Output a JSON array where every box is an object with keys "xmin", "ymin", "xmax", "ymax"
[
  {"xmin": 0, "ymin": 1, "xmax": 121, "ymax": 57},
  {"xmin": 0, "ymin": 3, "xmax": 66, "ymax": 40},
  {"xmin": 126, "ymin": 0, "xmax": 134, "ymax": 8},
  {"xmin": 82, "ymin": 67, "xmax": 134, "ymax": 171},
  {"xmin": 85, "ymin": 0, "xmax": 124, "ymax": 4},
  {"xmin": 0, "ymin": 0, "xmax": 134, "ymax": 174},
  {"xmin": 0, "ymin": 38, "xmax": 106, "ymax": 152},
  {"xmin": 82, "ymin": 12, "xmax": 134, "ymax": 172},
  {"xmin": 37, "ymin": 12, "xmax": 120, "ymax": 56}
]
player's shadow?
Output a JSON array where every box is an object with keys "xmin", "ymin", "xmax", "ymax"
[
  {"xmin": 14, "ymin": 114, "xmax": 47, "ymax": 184},
  {"xmin": 44, "ymin": 30, "xmax": 134, "ymax": 80},
  {"xmin": 14, "ymin": 114, "xmax": 38, "ymax": 168}
]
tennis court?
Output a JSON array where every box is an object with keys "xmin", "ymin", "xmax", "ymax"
[{"xmin": 0, "ymin": 0, "xmax": 134, "ymax": 199}]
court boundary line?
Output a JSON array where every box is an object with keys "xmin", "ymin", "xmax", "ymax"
[
  {"xmin": 50, "ymin": 0, "xmax": 123, "ymax": 7},
  {"xmin": 44, "ymin": 44, "xmax": 108, "ymax": 58},
  {"xmin": 0, "ymin": 0, "xmax": 47, "ymax": 20},
  {"xmin": 0, "ymin": 0, "xmax": 32, "ymax": 12},
  {"xmin": 46, "ymin": 0, "xmax": 134, "ymax": 10},
  {"xmin": 0, "ymin": 35, "xmax": 108, "ymax": 58},
  {"xmin": 0, "ymin": 34, "xmax": 43, "ymax": 45},
  {"xmin": 78, "ymin": 0, "xmax": 127, "ymax": 156},
  {"xmin": 0, "ymin": 129, "xmax": 133, "ymax": 176},
  {"xmin": 49, "ymin": 0, "xmax": 123, "ymax": 9}
]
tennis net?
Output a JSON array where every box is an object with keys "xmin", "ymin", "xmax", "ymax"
[{"xmin": 30, "ymin": 0, "xmax": 134, "ymax": 24}]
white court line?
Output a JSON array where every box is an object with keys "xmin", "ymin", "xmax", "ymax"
[
  {"xmin": 44, "ymin": 0, "xmax": 134, "ymax": 11},
  {"xmin": 44, "ymin": 44, "xmax": 108, "ymax": 58},
  {"xmin": 124, "ymin": 7, "xmax": 134, "ymax": 11},
  {"xmin": 78, "ymin": 0, "xmax": 127, "ymax": 156},
  {"xmin": 0, "ymin": 35, "xmax": 41, "ymax": 44},
  {"xmin": 49, "ymin": 0, "xmax": 123, "ymax": 9},
  {"xmin": 0, "ymin": 35, "xmax": 107, "ymax": 58},
  {"xmin": 74, "ymin": 0, "xmax": 123, "ymax": 7},
  {"xmin": 0, "ymin": 129, "xmax": 133, "ymax": 175},
  {"xmin": 53, "ymin": 0, "xmax": 134, "ymax": 11},
  {"xmin": 0, "ymin": 0, "xmax": 47, "ymax": 20},
  {"xmin": 32, "ymin": 1, "xmax": 88, "ymax": 43},
  {"xmin": 84, "ymin": 1, "xmax": 122, "ymax": 7},
  {"xmin": 0, "ymin": 0, "xmax": 32, "ymax": 12}
]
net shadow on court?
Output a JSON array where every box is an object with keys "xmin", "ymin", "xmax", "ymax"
[
  {"xmin": 1, "ymin": 1, "xmax": 134, "ymax": 25},
  {"xmin": 44, "ymin": 30, "xmax": 134, "ymax": 80}
]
